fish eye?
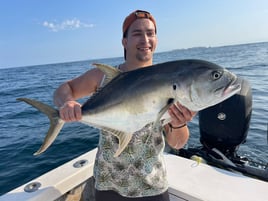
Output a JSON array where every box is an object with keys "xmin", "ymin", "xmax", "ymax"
[{"xmin": 211, "ymin": 71, "xmax": 222, "ymax": 80}]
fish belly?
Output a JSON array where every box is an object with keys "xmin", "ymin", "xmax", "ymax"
[{"xmin": 81, "ymin": 106, "xmax": 160, "ymax": 134}]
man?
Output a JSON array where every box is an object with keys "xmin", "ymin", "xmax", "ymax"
[{"xmin": 54, "ymin": 10, "xmax": 196, "ymax": 201}]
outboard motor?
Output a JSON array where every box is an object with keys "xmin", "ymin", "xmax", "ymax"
[{"xmin": 199, "ymin": 77, "xmax": 252, "ymax": 157}]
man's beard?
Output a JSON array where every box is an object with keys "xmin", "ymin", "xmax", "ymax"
[{"xmin": 136, "ymin": 52, "xmax": 152, "ymax": 62}]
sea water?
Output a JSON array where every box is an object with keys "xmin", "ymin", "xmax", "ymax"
[{"xmin": 0, "ymin": 42, "xmax": 267, "ymax": 195}]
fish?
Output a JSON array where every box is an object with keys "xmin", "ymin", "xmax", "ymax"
[{"xmin": 17, "ymin": 59, "xmax": 241, "ymax": 157}]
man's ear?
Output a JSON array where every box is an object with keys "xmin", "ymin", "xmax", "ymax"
[{"xmin": 122, "ymin": 38, "xmax": 127, "ymax": 48}]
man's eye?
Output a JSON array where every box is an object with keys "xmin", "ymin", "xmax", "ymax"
[
  {"xmin": 147, "ymin": 32, "xmax": 155, "ymax": 37},
  {"xmin": 132, "ymin": 32, "xmax": 141, "ymax": 36}
]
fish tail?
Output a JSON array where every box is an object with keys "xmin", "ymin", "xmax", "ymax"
[{"xmin": 17, "ymin": 98, "xmax": 65, "ymax": 155}]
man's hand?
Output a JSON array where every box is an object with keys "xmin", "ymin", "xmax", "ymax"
[
  {"xmin": 168, "ymin": 102, "xmax": 196, "ymax": 127},
  {"xmin": 59, "ymin": 100, "xmax": 82, "ymax": 122}
]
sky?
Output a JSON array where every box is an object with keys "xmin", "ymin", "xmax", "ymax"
[{"xmin": 1, "ymin": 0, "xmax": 268, "ymax": 69}]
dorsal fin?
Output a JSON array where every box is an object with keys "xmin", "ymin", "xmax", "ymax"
[{"xmin": 93, "ymin": 63, "xmax": 121, "ymax": 86}]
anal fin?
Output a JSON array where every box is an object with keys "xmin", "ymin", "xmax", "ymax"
[
  {"xmin": 113, "ymin": 132, "xmax": 132, "ymax": 157},
  {"xmin": 100, "ymin": 127, "xmax": 133, "ymax": 157}
]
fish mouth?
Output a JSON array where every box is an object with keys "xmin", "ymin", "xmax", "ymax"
[
  {"xmin": 222, "ymin": 77, "xmax": 241, "ymax": 97},
  {"xmin": 214, "ymin": 76, "xmax": 241, "ymax": 97}
]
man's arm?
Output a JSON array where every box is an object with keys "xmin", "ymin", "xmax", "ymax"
[{"xmin": 53, "ymin": 68, "xmax": 104, "ymax": 122}]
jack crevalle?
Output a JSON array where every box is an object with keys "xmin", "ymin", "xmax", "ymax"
[{"xmin": 17, "ymin": 59, "xmax": 241, "ymax": 157}]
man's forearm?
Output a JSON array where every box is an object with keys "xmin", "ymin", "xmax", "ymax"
[
  {"xmin": 53, "ymin": 82, "xmax": 75, "ymax": 107},
  {"xmin": 165, "ymin": 124, "xmax": 189, "ymax": 150}
]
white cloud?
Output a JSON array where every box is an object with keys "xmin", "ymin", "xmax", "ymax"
[{"xmin": 43, "ymin": 18, "xmax": 94, "ymax": 32}]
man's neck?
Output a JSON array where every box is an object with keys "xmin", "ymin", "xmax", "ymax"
[{"xmin": 121, "ymin": 60, "xmax": 153, "ymax": 72}]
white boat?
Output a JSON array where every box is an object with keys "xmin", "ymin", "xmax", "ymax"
[{"xmin": 0, "ymin": 147, "xmax": 267, "ymax": 201}]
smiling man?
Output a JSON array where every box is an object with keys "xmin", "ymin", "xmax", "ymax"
[{"xmin": 53, "ymin": 10, "xmax": 196, "ymax": 201}]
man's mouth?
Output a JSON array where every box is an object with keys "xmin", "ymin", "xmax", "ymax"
[{"xmin": 137, "ymin": 47, "xmax": 151, "ymax": 51}]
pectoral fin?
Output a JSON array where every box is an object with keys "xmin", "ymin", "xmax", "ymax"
[{"xmin": 153, "ymin": 99, "xmax": 174, "ymax": 132}]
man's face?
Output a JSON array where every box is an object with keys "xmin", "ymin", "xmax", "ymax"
[{"xmin": 123, "ymin": 18, "xmax": 157, "ymax": 63}]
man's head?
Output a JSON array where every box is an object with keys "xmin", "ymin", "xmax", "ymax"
[{"xmin": 122, "ymin": 10, "xmax": 157, "ymax": 63}]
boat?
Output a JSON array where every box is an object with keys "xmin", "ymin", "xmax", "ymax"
[
  {"xmin": 1, "ymin": 78, "xmax": 267, "ymax": 201},
  {"xmin": 0, "ymin": 147, "xmax": 267, "ymax": 201}
]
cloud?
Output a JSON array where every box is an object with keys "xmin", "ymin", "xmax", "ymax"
[{"xmin": 43, "ymin": 18, "xmax": 94, "ymax": 32}]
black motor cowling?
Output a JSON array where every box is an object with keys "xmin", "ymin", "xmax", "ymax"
[{"xmin": 199, "ymin": 77, "xmax": 252, "ymax": 155}]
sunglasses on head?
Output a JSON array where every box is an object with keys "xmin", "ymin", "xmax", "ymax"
[{"xmin": 135, "ymin": 10, "xmax": 152, "ymax": 19}]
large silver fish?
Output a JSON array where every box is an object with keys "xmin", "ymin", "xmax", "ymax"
[{"xmin": 17, "ymin": 59, "xmax": 241, "ymax": 157}]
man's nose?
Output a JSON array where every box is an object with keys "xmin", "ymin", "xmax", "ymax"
[{"xmin": 140, "ymin": 33, "xmax": 149, "ymax": 43}]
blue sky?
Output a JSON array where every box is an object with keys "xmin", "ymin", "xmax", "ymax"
[{"xmin": 1, "ymin": 0, "xmax": 268, "ymax": 68}]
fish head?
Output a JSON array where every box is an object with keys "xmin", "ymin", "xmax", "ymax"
[{"xmin": 174, "ymin": 62, "xmax": 241, "ymax": 111}]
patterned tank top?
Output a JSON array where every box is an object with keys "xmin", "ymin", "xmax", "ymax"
[
  {"xmin": 93, "ymin": 123, "xmax": 168, "ymax": 197},
  {"xmin": 93, "ymin": 71, "xmax": 169, "ymax": 197}
]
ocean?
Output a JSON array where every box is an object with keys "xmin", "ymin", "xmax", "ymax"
[{"xmin": 0, "ymin": 42, "xmax": 267, "ymax": 195}]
